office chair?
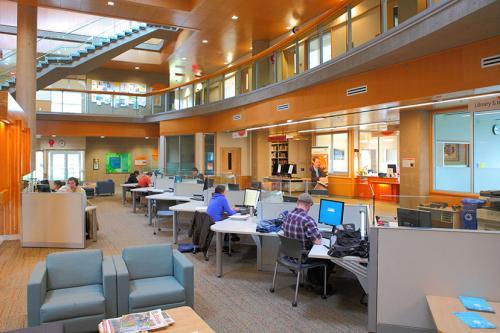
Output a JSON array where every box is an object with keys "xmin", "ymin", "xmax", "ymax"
[
  {"xmin": 153, "ymin": 200, "xmax": 174, "ymax": 236},
  {"xmin": 227, "ymin": 183, "xmax": 240, "ymax": 191},
  {"xmin": 270, "ymin": 235, "xmax": 327, "ymax": 307}
]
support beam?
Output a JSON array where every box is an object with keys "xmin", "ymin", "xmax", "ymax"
[{"xmin": 16, "ymin": 3, "xmax": 37, "ymax": 170}]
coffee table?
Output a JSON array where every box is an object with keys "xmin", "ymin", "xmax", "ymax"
[{"xmin": 99, "ymin": 306, "xmax": 214, "ymax": 333}]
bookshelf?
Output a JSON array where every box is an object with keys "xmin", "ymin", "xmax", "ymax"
[{"xmin": 270, "ymin": 142, "xmax": 288, "ymax": 173}]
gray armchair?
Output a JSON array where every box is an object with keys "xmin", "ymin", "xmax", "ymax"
[
  {"xmin": 95, "ymin": 179, "xmax": 115, "ymax": 196},
  {"xmin": 27, "ymin": 249, "xmax": 116, "ymax": 333},
  {"xmin": 113, "ymin": 244, "xmax": 194, "ymax": 316}
]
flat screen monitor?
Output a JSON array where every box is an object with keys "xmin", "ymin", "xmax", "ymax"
[
  {"xmin": 318, "ymin": 199, "xmax": 344, "ymax": 227},
  {"xmin": 287, "ymin": 164, "xmax": 297, "ymax": 175},
  {"xmin": 243, "ymin": 189, "xmax": 260, "ymax": 208},
  {"xmin": 397, "ymin": 208, "xmax": 432, "ymax": 228},
  {"xmin": 276, "ymin": 164, "xmax": 282, "ymax": 174},
  {"xmin": 387, "ymin": 164, "xmax": 397, "ymax": 174}
]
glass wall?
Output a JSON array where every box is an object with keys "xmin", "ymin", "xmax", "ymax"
[
  {"xmin": 180, "ymin": 85, "xmax": 193, "ymax": 109},
  {"xmin": 308, "ymin": 36, "xmax": 321, "ymax": 69},
  {"xmin": 322, "ymin": 31, "xmax": 332, "ymax": 63},
  {"xmin": 360, "ymin": 132, "xmax": 399, "ymax": 174},
  {"xmin": 239, "ymin": 67, "xmax": 253, "ymax": 94},
  {"xmin": 433, "ymin": 112, "xmax": 471, "ymax": 192},
  {"xmin": 204, "ymin": 134, "xmax": 215, "ymax": 176},
  {"xmin": 352, "ymin": 0, "xmax": 381, "ymax": 48},
  {"xmin": 165, "ymin": 135, "xmax": 195, "ymax": 176},
  {"xmin": 194, "ymin": 82, "xmax": 207, "ymax": 106},
  {"xmin": 208, "ymin": 76, "xmax": 223, "ymax": 102},
  {"xmin": 35, "ymin": 151, "xmax": 44, "ymax": 180},
  {"xmin": 473, "ymin": 110, "xmax": 500, "ymax": 192},
  {"xmin": 224, "ymin": 72, "xmax": 236, "ymax": 98},
  {"xmin": 315, "ymin": 132, "xmax": 349, "ymax": 174},
  {"xmin": 255, "ymin": 56, "xmax": 274, "ymax": 88}
]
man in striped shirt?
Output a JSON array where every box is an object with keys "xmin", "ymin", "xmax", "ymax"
[{"xmin": 282, "ymin": 193, "xmax": 322, "ymax": 250}]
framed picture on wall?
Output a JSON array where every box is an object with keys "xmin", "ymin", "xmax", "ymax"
[
  {"xmin": 93, "ymin": 158, "xmax": 99, "ymax": 170},
  {"xmin": 443, "ymin": 143, "xmax": 469, "ymax": 167}
]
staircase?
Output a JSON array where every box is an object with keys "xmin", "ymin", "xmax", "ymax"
[{"xmin": 1, "ymin": 24, "xmax": 177, "ymax": 96}]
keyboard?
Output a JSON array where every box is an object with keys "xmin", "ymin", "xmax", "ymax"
[{"xmin": 231, "ymin": 214, "xmax": 250, "ymax": 220}]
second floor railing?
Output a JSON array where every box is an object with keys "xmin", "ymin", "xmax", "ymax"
[{"xmin": 37, "ymin": 0, "xmax": 447, "ymax": 117}]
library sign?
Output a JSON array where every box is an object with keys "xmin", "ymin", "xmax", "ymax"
[{"xmin": 468, "ymin": 96, "xmax": 500, "ymax": 112}]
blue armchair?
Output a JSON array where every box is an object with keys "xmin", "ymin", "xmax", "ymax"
[
  {"xmin": 27, "ymin": 250, "xmax": 116, "ymax": 333},
  {"xmin": 113, "ymin": 244, "xmax": 194, "ymax": 315},
  {"xmin": 96, "ymin": 179, "xmax": 115, "ymax": 196}
]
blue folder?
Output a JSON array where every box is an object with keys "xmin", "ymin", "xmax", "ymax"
[
  {"xmin": 454, "ymin": 312, "xmax": 496, "ymax": 329},
  {"xmin": 459, "ymin": 295, "xmax": 495, "ymax": 313}
]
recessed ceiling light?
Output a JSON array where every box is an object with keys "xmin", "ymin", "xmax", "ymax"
[
  {"xmin": 285, "ymin": 26, "xmax": 292, "ymax": 30},
  {"xmin": 202, "ymin": 39, "xmax": 208, "ymax": 44},
  {"xmin": 231, "ymin": 15, "xmax": 238, "ymax": 20},
  {"xmin": 134, "ymin": 66, "xmax": 140, "ymax": 70},
  {"xmin": 100, "ymin": 136, "xmax": 105, "ymax": 139},
  {"xmin": 51, "ymin": 134, "xmax": 56, "ymax": 138},
  {"xmin": 223, "ymin": 62, "xmax": 228, "ymax": 65},
  {"xmin": 107, "ymin": 1, "xmax": 114, "ymax": 6},
  {"xmin": 249, "ymin": 47, "xmax": 253, "ymax": 50},
  {"xmin": 145, "ymin": 137, "xmax": 149, "ymax": 139},
  {"xmin": 181, "ymin": 57, "xmax": 187, "ymax": 60}
]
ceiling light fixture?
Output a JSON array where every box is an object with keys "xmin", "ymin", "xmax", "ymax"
[
  {"xmin": 181, "ymin": 57, "xmax": 187, "ymax": 60},
  {"xmin": 231, "ymin": 15, "xmax": 239, "ymax": 20},
  {"xmin": 202, "ymin": 39, "xmax": 208, "ymax": 44},
  {"xmin": 100, "ymin": 136, "xmax": 105, "ymax": 139},
  {"xmin": 285, "ymin": 26, "xmax": 292, "ymax": 30},
  {"xmin": 107, "ymin": 1, "xmax": 114, "ymax": 6},
  {"xmin": 134, "ymin": 66, "xmax": 140, "ymax": 70},
  {"xmin": 298, "ymin": 122, "xmax": 389, "ymax": 134},
  {"xmin": 246, "ymin": 117, "xmax": 324, "ymax": 132},
  {"xmin": 145, "ymin": 137, "xmax": 149, "ymax": 139}
]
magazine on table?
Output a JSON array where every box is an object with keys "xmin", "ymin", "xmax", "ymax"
[{"xmin": 98, "ymin": 309, "xmax": 175, "ymax": 333}]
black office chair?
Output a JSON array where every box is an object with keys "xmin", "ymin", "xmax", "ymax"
[
  {"xmin": 283, "ymin": 196, "xmax": 298, "ymax": 203},
  {"xmin": 270, "ymin": 235, "xmax": 327, "ymax": 307},
  {"xmin": 227, "ymin": 183, "xmax": 240, "ymax": 191}
]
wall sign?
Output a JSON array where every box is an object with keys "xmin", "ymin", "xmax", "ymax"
[
  {"xmin": 402, "ymin": 157, "xmax": 416, "ymax": 168},
  {"xmin": 468, "ymin": 96, "xmax": 500, "ymax": 112},
  {"xmin": 232, "ymin": 114, "xmax": 241, "ymax": 121}
]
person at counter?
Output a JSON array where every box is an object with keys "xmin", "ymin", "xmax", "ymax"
[
  {"xmin": 192, "ymin": 167, "xmax": 204, "ymax": 183},
  {"xmin": 126, "ymin": 170, "xmax": 140, "ymax": 184},
  {"xmin": 52, "ymin": 180, "xmax": 64, "ymax": 192},
  {"xmin": 58, "ymin": 177, "xmax": 86, "ymax": 194},
  {"xmin": 310, "ymin": 157, "xmax": 327, "ymax": 183},
  {"xmin": 138, "ymin": 172, "xmax": 152, "ymax": 188}
]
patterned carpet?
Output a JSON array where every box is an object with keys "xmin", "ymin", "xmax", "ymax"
[{"xmin": 0, "ymin": 195, "xmax": 368, "ymax": 333}]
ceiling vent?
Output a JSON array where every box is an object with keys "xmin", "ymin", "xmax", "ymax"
[
  {"xmin": 346, "ymin": 85, "xmax": 367, "ymax": 96},
  {"xmin": 481, "ymin": 54, "xmax": 500, "ymax": 68},
  {"xmin": 276, "ymin": 103, "xmax": 289, "ymax": 111}
]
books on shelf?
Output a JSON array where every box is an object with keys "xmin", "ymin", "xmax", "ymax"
[{"xmin": 98, "ymin": 309, "xmax": 175, "ymax": 333}]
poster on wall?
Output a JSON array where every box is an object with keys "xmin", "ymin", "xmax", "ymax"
[
  {"xmin": 443, "ymin": 143, "xmax": 469, "ymax": 167},
  {"xmin": 90, "ymin": 80, "xmax": 147, "ymax": 109},
  {"xmin": 105, "ymin": 153, "xmax": 132, "ymax": 173},
  {"xmin": 134, "ymin": 157, "xmax": 148, "ymax": 166},
  {"xmin": 333, "ymin": 149, "xmax": 345, "ymax": 160},
  {"xmin": 311, "ymin": 146, "xmax": 329, "ymax": 175}
]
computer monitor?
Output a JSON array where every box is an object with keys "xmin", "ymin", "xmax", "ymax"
[
  {"xmin": 286, "ymin": 164, "xmax": 297, "ymax": 176},
  {"xmin": 243, "ymin": 189, "xmax": 260, "ymax": 208},
  {"xmin": 397, "ymin": 208, "xmax": 432, "ymax": 228},
  {"xmin": 387, "ymin": 164, "xmax": 397, "ymax": 174},
  {"xmin": 318, "ymin": 199, "xmax": 344, "ymax": 230},
  {"xmin": 276, "ymin": 164, "xmax": 282, "ymax": 175},
  {"xmin": 36, "ymin": 184, "xmax": 51, "ymax": 192}
]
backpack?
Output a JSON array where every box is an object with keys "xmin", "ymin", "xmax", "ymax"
[{"xmin": 327, "ymin": 223, "xmax": 369, "ymax": 258}]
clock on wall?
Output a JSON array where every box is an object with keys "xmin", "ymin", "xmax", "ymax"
[
  {"xmin": 57, "ymin": 139, "xmax": 66, "ymax": 147},
  {"xmin": 493, "ymin": 124, "xmax": 500, "ymax": 135}
]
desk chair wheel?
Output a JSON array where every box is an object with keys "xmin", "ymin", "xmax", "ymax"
[
  {"xmin": 269, "ymin": 288, "xmax": 275, "ymax": 293},
  {"xmin": 321, "ymin": 295, "xmax": 327, "ymax": 300},
  {"xmin": 292, "ymin": 301, "xmax": 297, "ymax": 307}
]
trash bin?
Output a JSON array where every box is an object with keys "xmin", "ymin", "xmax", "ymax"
[{"xmin": 460, "ymin": 198, "xmax": 485, "ymax": 230}]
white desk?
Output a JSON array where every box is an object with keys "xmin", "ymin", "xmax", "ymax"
[
  {"xmin": 120, "ymin": 183, "xmax": 137, "ymax": 205},
  {"xmin": 131, "ymin": 187, "xmax": 165, "ymax": 213},
  {"xmin": 309, "ymin": 242, "xmax": 369, "ymax": 293},
  {"xmin": 210, "ymin": 217, "xmax": 278, "ymax": 277},
  {"xmin": 145, "ymin": 192, "xmax": 194, "ymax": 243}
]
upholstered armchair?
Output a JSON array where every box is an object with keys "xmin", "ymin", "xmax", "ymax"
[
  {"xmin": 113, "ymin": 244, "xmax": 194, "ymax": 316},
  {"xmin": 27, "ymin": 249, "xmax": 116, "ymax": 333},
  {"xmin": 95, "ymin": 179, "xmax": 115, "ymax": 196}
]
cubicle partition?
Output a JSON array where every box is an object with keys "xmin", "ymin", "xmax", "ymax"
[
  {"xmin": 368, "ymin": 227, "xmax": 500, "ymax": 333},
  {"xmin": 21, "ymin": 192, "xmax": 86, "ymax": 248},
  {"xmin": 174, "ymin": 183, "xmax": 204, "ymax": 196}
]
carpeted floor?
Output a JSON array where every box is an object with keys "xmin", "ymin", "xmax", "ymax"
[{"xmin": 0, "ymin": 195, "xmax": 368, "ymax": 333}]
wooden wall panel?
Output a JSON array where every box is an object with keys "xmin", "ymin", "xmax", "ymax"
[
  {"xmin": 37, "ymin": 120, "xmax": 159, "ymax": 138},
  {"xmin": 160, "ymin": 36, "xmax": 500, "ymax": 135},
  {"xmin": 0, "ymin": 92, "xmax": 30, "ymax": 235}
]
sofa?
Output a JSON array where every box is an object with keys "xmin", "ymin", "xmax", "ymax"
[
  {"xmin": 113, "ymin": 244, "xmax": 194, "ymax": 315},
  {"xmin": 95, "ymin": 179, "xmax": 115, "ymax": 196},
  {"xmin": 27, "ymin": 250, "xmax": 116, "ymax": 333}
]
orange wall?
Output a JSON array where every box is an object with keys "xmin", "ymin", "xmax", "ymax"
[
  {"xmin": 160, "ymin": 36, "xmax": 500, "ymax": 135},
  {"xmin": 0, "ymin": 92, "xmax": 30, "ymax": 235},
  {"xmin": 37, "ymin": 120, "xmax": 159, "ymax": 138}
]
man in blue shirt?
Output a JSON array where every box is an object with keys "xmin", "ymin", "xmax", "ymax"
[{"xmin": 206, "ymin": 185, "xmax": 237, "ymax": 222}]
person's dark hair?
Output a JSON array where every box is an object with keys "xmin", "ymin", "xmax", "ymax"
[
  {"xmin": 214, "ymin": 185, "xmax": 226, "ymax": 194},
  {"xmin": 312, "ymin": 157, "xmax": 320, "ymax": 162},
  {"xmin": 53, "ymin": 180, "xmax": 63, "ymax": 188},
  {"xmin": 192, "ymin": 167, "xmax": 198, "ymax": 173},
  {"xmin": 67, "ymin": 177, "xmax": 79, "ymax": 186},
  {"xmin": 146, "ymin": 171, "xmax": 153, "ymax": 176},
  {"xmin": 134, "ymin": 170, "xmax": 140, "ymax": 175}
]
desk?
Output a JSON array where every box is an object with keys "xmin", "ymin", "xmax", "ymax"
[
  {"xmin": 120, "ymin": 183, "xmax": 137, "ymax": 205},
  {"xmin": 85, "ymin": 206, "xmax": 98, "ymax": 242},
  {"xmin": 309, "ymin": 242, "xmax": 369, "ymax": 293},
  {"xmin": 263, "ymin": 176, "xmax": 309, "ymax": 194},
  {"xmin": 356, "ymin": 176, "xmax": 399, "ymax": 202},
  {"xmin": 131, "ymin": 187, "xmax": 165, "ymax": 213},
  {"xmin": 145, "ymin": 192, "xmax": 193, "ymax": 243},
  {"xmin": 210, "ymin": 217, "xmax": 278, "ymax": 277},
  {"xmin": 426, "ymin": 296, "xmax": 500, "ymax": 333}
]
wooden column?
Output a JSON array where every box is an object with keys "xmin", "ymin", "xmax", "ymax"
[{"xmin": 16, "ymin": 3, "xmax": 37, "ymax": 170}]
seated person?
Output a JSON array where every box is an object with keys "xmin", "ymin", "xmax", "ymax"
[
  {"xmin": 207, "ymin": 185, "xmax": 240, "ymax": 243},
  {"xmin": 138, "ymin": 171, "xmax": 152, "ymax": 188},
  {"xmin": 310, "ymin": 157, "xmax": 327, "ymax": 183},
  {"xmin": 52, "ymin": 180, "xmax": 64, "ymax": 192},
  {"xmin": 126, "ymin": 170, "xmax": 140, "ymax": 184},
  {"xmin": 192, "ymin": 167, "xmax": 204, "ymax": 183},
  {"xmin": 58, "ymin": 177, "xmax": 86, "ymax": 194},
  {"xmin": 282, "ymin": 193, "xmax": 332, "ymax": 288}
]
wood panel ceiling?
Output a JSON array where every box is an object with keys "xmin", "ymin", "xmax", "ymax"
[{"xmin": 15, "ymin": 0, "xmax": 345, "ymax": 82}]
